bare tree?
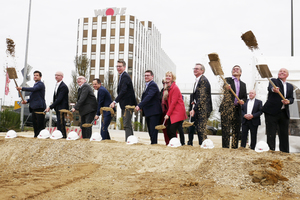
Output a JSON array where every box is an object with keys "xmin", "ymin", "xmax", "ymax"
[
  {"xmin": 102, "ymin": 71, "xmax": 117, "ymax": 101},
  {"xmin": 69, "ymin": 55, "xmax": 90, "ymax": 103}
]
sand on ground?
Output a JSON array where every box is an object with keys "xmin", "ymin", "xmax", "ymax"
[{"xmin": 0, "ymin": 130, "xmax": 300, "ymax": 200}]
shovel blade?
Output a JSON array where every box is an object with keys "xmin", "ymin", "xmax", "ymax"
[
  {"xmin": 7, "ymin": 68, "xmax": 18, "ymax": 79},
  {"xmin": 256, "ymin": 64, "xmax": 273, "ymax": 78},
  {"xmin": 209, "ymin": 61, "xmax": 224, "ymax": 76}
]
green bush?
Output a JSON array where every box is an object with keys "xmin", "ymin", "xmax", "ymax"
[
  {"xmin": 0, "ymin": 109, "xmax": 21, "ymax": 132},
  {"xmin": 133, "ymin": 121, "xmax": 142, "ymax": 131},
  {"xmin": 117, "ymin": 117, "xmax": 124, "ymax": 130}
]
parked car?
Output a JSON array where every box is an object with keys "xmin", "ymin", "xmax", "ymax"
[{"xmin": 13, "ymin": 106, "xmax": 57, "ymax": 127}]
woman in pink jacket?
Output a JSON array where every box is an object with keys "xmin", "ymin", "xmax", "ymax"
[{"xmin": 163, "ymin": 71, "xmax": 187, "ymax": 140}]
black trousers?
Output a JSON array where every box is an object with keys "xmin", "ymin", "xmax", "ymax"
[
  {"xmin": 81, "ymin": 111, "xmax": 96, "ymax": 139},
  {"xmin": 145, "ymin": 114, "xmax": 161, "ymax": 144},
  {"xmin": 265, "ymin": 110, "xmax": 290, "ymax": 153},
  {"xmin": 31, "ymin": 108, "xmax": 45, "ymax": 137},
  {"xmin": 188, "ymin": 116, "xmax": 195, "ymax": 146},
  {"xmin": 177, "ymin": 121, "xmax": 185, "ymax": 145},
  {"xmin": 241, "ymin": 121, "xmax": 258, "ymax": 150},
  {"xmin": 57, "ymin": 111, "xmax": 67, "ymax": 138},
  {"xmin": 166, "ymin": 118, "xmax": 182, "ymax": 140},
  {"xmin": 221, "ymin": 106, "xmax": 241, "ymax": 149}
]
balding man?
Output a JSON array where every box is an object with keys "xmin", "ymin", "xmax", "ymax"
[
  {"xmin": 241, "ymin": 89, "xmax": 262, "ymax": 150},
  {"xmin": 45, "ymin": 71, "xmax": 69, "ymax": 138},
  {"xmin": 262, "ymin": 68, "xmax": 294, "ymax": 153},
  {"xmin": 71, "ymin": 76, "xmax": 97, "ymax": 138}
]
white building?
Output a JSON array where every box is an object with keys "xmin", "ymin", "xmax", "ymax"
[
  {"xmin": 76, "ymin": 7, "xmax": 175, "ymax": 101},
  {"xmin": 76, "ymin": 7, "xmax": 176, "ymax": 129}
]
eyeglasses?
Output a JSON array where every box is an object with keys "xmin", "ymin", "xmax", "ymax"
[
  {"xmin": 144, "ymin": 75, "xmax": 151, "ymax": 77},
  {"xmin": 116, "ymin": 65, "xmax": 123, "ymax": 68},
  {"xmin": 193, "ymin": 68, "xmax": 201, "ymax": 70}
]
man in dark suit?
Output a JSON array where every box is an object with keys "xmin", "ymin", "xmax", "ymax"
[
  {"xmin": 135, "ymin": 70, "xmax": 162, "ymax": 144},
  {"xmin": 45, "ymin": 71, "xmax": 69, "ymax": 138},
  {"xmin": 93, "ymin": 78, "xmax": 115, "ymax": 140},
  {"xmin": 17, "ymin": 70, "xmax": 46, "ymax": 137},
  {"xmin": 262, "ymin": 68, "xmax": 294, "ymax": 153},
  {"xmin": 241, "ymin": 89, "xmax": 262, "ymax": 150},
  {"xmin": 110, "ymin": 60, "xmax": 137, "ymax": 141},
  {"xmin": 189, "ymin": 63, "xmax": 212, "ymax": 146},
  {"xmin": 220, "ymin": 65, "xmax": 247, "ymax": 149},
  {"xmin": 71, "ymin": 76, "xmax": 97, "ymax": 139}
]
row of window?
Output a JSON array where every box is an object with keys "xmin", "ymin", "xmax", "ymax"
[{"xmin": 84, "ymin": 15, "xmax": 135, "ymax": 23}]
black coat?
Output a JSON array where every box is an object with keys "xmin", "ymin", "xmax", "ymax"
[
  {"xmin": 74, "ymin": 83, "xmax": 97, "ymax": 116},
  {"xmin": 192, "ymin": 75, "xmax": 212, "ymax": 116},
  {"xmin": 115, "ymin": 71, "xmax": 137, "ymax": 110},
  {"xmin": 242, "ymin": 99, "xmax": 262, "ymax": 126},
  {"xmin": 50, "ymin": 81, "xmax": 69, "ymax": 111},
  {"xmin": 262, "ymin": 78, "xmax": 294, "ymax": 118},
  {"xmin": 219, "ymin": 77, "xmax": 247, "ymax": 112}
]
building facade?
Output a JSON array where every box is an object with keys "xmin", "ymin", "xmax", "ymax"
[{"xmin": 76, "ymin": 8, "xmax": 176, "ymax": 103}]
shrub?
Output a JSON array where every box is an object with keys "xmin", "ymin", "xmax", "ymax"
[{"xmin": 0, "ymin": 109, "xmax": 21, "ymax": 132}]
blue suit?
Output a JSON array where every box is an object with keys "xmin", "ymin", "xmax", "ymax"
[
  {"xmin": 22, "ymin": 81, "xmax": 46, "ymax": 137},
  {"xmin": 96, "ymin": 86, "xmax": 115, "ymax": 140},
  {"xmin": 241, "ymin": 98, "xmax": 262, "ymax": 149},
  {"xmin": 138, "ymin": 80, "xmax": 162, "ymax": 144}
]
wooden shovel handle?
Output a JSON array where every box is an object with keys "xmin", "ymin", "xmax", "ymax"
[
  {"xmin": 220, "ymin": 76, "xmax": 241, "ymax": 101},
  {"xmin": 13, "ymin": 79, "xmax": 25, "ymax": 102},
  {"xmin": 267, "ymin": 78, "xmax": 286, "ymax": 100}
]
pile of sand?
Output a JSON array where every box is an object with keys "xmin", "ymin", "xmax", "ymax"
[{"xmin": 0, "ymin": 136, "xmax": 300, "ymax": 199}]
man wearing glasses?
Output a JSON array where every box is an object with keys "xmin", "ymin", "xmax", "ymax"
[
  {"xmin": 189, "ymin": 63, "xmax": 212, "ymax": 146},
  {"xmin": 135, "ymin": 70, "xmax": 162, "ymax": 144},
  {"xmin": 110, "ymin": 60, "xmax": 137, "ymax": 141}
]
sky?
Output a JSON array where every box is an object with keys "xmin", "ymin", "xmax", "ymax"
[{"xmin": 0, "ymin": 0, "xmax": 299, "ymax": 106}]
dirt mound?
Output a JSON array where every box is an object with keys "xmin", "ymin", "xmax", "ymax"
[{"xmin": 1, "ymin": 137, "xmax": 300, "ymax": 199}]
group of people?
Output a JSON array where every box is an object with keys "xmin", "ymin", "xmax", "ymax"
[
  {"xmin": 16, "ymin": 60, "xmax": 294, "ymax": 153},
  {"xmin": 218, "ymin": 66, "xmax": 294, "ymax": 153}
]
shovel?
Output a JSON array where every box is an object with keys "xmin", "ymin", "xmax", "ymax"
[
  {"xmin": 155, "ymin": 118, "xmax": 167, "ymax": 130},
  {"xmin": 7, "ymin": 67, "xmax": 25, "ymax": 102},
  {"xmin": 35, "ymin": 111, "xmax": 46, "ymax": 115},
  {"xmin": 256, "ymin": 64, "xmax": 285, "ymax": 100},
  {"xmin": 183, "ymin": 104, "xmax": 195, "ymax": 128},
  {"xmin": 208, "ymin": 53, "xmax": 241, "ymax": 102},
  {"xmin": 82, "ymin": 119, "xmax": 96, "ymax": 128}
]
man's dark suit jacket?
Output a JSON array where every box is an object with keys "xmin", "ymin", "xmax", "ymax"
[
  {"xmin": 74, "ymin": 82, "xmax": 97, "ymax": 116},
  {"xmin": 115, "ymin": 71, "xmax": 137, "ymax": 110},
  {"xmin": 219, "ymin": 77, "xmax": 247, "ymax": 112},
  {"xmin": 50, "ymin": 81, "xmax": 69, "ymax": 111},
  {"xmin": 241, "ymin": 99, "xmax": 262, "ymax": 126},
  {"xmin": 22, "ymin": 81, "xmax": 46, "ymax": 112},
  {"xmin": 96, "ymin": 86, "xmax": 115, "ymax": 117},
  {"xmin": 262, "ymin": 78, "xmax": 294, "ymax": 118},
  {"xmin": 138, "ymin": 80, "xmax": 162, "ymax": 117},
  {"xmin": 192, "ymin": 75, "xmax": 212, "ymax": 116}
]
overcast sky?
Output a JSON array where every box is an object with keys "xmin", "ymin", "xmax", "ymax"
[{"xmin": 0, "ymin": 0, "xmax": 299, "ymax": 106}]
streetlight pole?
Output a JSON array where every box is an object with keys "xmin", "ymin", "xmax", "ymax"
[
  {"xmin": 21, "ymin": 0, "xmax": 32, "ymax": 131},
  {"xmin": 291, "ymin": 0, "xmax": 294, "ymax": 57}
]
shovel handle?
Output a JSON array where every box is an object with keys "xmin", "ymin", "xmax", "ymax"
[
  {"xmin": 220, "ymin": 76, "xmax": 241, "ymax": 102},
  {"xmin": 13, "ymin": 79, "xmax": 25, "ymax": 102},
  {"xmin": 267, "ymin": 78, "xmax": 286, "ymax": 100}
]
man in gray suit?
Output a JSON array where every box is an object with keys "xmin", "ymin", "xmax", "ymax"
[{"xmin": 71, "ymin": 76, "xmax": 97, "ymax": 138}]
